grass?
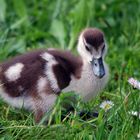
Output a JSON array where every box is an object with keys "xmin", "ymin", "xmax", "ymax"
[{"xmin": 0, "ymin": 0, "xmax": 140, "ymax": 139}]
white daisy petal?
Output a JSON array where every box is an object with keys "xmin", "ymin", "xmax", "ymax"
[
  {"xmin": 128, "ymin": 78, "xmax": 140, "ymax": 90},
  {"xmin": 129, "ymin": 111, "xmax": 140, "ymax": 119},
  {"xmin": 100, "ymin": 100, "xmax": 114, "ymax": 112}
]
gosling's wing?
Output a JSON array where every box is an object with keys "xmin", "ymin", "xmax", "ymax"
[
  {"xmin": 45, "ymin": 49, "xmax": 83, "ymax": 90},
  {"xmin": 0, "ymin": 49, "xmax": 83, "ymax": 97},
  {"xmin": 0, "ymin": 50, "xmax": 46, "ymax": 97}
]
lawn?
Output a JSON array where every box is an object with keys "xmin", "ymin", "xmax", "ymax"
[{"xmin": 0, "ymin": 0, "xmax": 140, "ymax": 139}]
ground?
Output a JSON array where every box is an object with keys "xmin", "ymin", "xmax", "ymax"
[{"xmin": 0, "ymin": 0, "xmax": 140, "ymax": 140}]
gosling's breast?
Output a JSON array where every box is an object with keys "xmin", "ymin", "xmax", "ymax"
[{"xmin": 63, "ymin": 63, "xmax": 109, "ymax": 101}]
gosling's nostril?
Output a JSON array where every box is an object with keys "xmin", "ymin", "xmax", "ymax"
[{"xmin": 94, "ymin": 63, "xmax": 97, "ymax": 66}]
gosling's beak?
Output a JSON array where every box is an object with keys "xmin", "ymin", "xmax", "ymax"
[{"xmin": 91, "ymin": 57, "xmax": 105, "ymax": 78}]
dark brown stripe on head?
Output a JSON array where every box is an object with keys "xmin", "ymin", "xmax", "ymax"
[{"xmin": 83, "ymin": 28, "xmax": 104, "ymax": 50}]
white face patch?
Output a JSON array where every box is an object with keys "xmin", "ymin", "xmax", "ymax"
[
  {"xmin": 77, "ymin": 33, "xmax": 106, "ymax": 62},
  {"xmin": 5, "ymin": 63, "xmax": 24, "ymax": 82},
  {"xmin": 40, "ymin": 52, "xmax": 60, "ymax": 92},
  {"xmin": 77, "ymin": 34, "xmax": 93, "ymax": 63}
]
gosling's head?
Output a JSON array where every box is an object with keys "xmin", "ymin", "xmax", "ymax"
[{"xmin": 77, "ymin": 28, "xmax": 107, "ymax": 78}]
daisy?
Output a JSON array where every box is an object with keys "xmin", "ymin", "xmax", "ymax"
[
  {"xmin": 128, "ymin": 77, "xmax": 140, "ymax": 90},
  {"xmin": 129, "ymin": 111, "xmax": 140, "ymax": 119},
  {"xmin": 100, "ymin": 100, "xmax": 114, "ymax": 112}
]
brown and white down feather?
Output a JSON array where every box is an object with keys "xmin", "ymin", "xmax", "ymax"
[
  {"xmin": 0, "ymin": 28, "xmax": 109, "ymax": 122},
  {"xmin": 0, "ymin": 49, "xmax": 83, "ymax": 122}
]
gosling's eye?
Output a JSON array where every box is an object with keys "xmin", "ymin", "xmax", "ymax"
[
  {"xmin": 85, "ymin": 45, "xmax": 90, "ymax": 51},
  {"xmin": 102, "ymin": 45, "xmax": 105, "ymax": 53}
]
